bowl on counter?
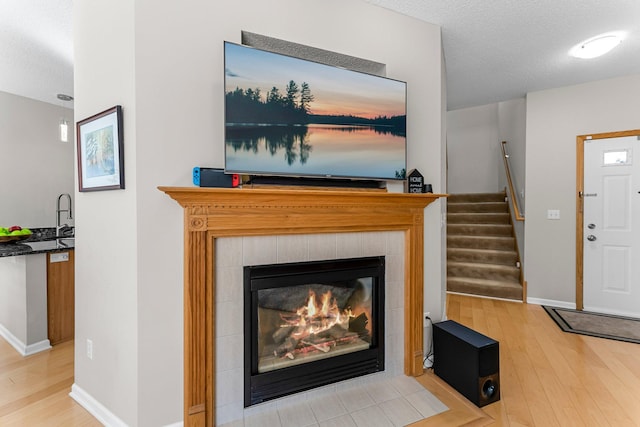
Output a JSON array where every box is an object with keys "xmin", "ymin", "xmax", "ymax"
[{"xmin": 0, "ymin": 234, "xmax": 31, "ymax": 243}]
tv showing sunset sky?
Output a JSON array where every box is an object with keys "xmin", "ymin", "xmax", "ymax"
[{"xmin": 224, "ymin": 41, "xmax": 407, "ymax": 181}]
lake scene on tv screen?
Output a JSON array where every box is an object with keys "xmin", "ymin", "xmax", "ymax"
[{"xmin": 224, "ymin": 42, "xmax": 407, "ymax": 180}]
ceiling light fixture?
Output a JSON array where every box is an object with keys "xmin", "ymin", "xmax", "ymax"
[
  {"xmin": 57, "ymin": 93, "xmax": 74, "ymax": 142},
  {"xmin": 569, "ymin": 33, "xmax": 624, "ymax": 59},
  {"xmin": 57, "ymin": 93, "xmax": 74, "ymax": 102}
]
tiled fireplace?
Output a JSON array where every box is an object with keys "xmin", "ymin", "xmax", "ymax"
[
  {"xmin": 160, "ymin": 186, "xmax": 441, "ymax": 426},
  {"xmin": 215, "ymin": 233, "xmax": 404, "ymax": 423}
]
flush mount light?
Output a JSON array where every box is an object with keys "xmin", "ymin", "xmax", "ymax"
[
  {"xmin": 569, "ymin": 33, "xmax": 623, "ymax": 59},
  {"xmin": 57, "ymin": 93, "xmax": 74, "ymax": 101}
]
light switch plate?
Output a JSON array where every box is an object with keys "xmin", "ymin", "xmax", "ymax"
[{"xmin": 547, "ymin": 209, "xmax": 560, "ymax": 220}]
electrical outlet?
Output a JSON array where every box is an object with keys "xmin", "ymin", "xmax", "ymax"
[
  {"xmin": 50, "ymin": 252, "xmax": 69, "ymax": 263},
  {"xmin": 86, "ymin": 339, "xmax": 93, "ymax": 360},
  {"xmin": 423, "ymin": 312, "xmax": 431, "ymax": 327}
]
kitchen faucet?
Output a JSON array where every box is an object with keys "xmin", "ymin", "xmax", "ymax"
[{"xmin": 56, "ymin": 193, "xmax": 73, "ymax": 237}]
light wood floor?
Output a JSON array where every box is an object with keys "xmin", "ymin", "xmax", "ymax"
[
  {"xmin": 2, "ymin": 293, "xmax": 640, "ymax": 426},
  {"xmin": 439, "ymin": 293, "xmax": 640, "ymax": 426},
  {"xmin": 0, "ymin": 338, "xmax": 100, "ymax": 426}
]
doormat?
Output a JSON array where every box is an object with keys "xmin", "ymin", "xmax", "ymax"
[{"xmin": 543, "ymin": 306, "xmax": 640, "ymax": 344}]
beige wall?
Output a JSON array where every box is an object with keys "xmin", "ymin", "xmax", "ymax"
[
  {"xmin": 446, "ymin": 98, "xmax": 527, "ymax": 264},
  {"xmin": 498, "ymin": 97, "xmax": 526, "ymax": 204},
  {"xmin": 525, "ymin": 74, "xmax": 640, "ymax": 305},
  {"xmin": 74, "ymin": 0, "xmax": 444, "ymax": 425},
  {"xmin": 73, "ymin": 0, "xmax": 138, "ymax": 425},
  {"xmin": 0, "ymin": 91, "xmax": 74, "ymax": 228},
  {"xmin": 447, "ymin": 104, "xmax": 500, "ymax": 193},
  {"xmin": 0, "ymin": 254, "xmax": 48, "ymax": 352},
  {"xmin": 445, "ymin": 98, "xmax": 526, "ymax": 198},
  {"xmin": 498, "ymin": 97, "xmax": 527, "ymax": 259}
]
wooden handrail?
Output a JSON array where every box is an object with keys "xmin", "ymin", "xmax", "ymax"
[{"xmin": 501, "ymin": 141, "xmax": 524, "ymax": 221}]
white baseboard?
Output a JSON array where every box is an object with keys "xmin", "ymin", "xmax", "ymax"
[
  {"xmin": 526, "ymin": 297, "xmax": 575, "ymax": 309},
  {"xmin": 69, "ymin": 383, "xmax": 128, "ymax": 427},
  {"xmin": 446, "ymin": 291, "xmax": 576, "ymax": 310},
  {"xmin": 163, "ymin": 422, "xmax": 183, "ymax": 427},
  {"xmin": 25, "ymin": 339, "xmax": 52, "ymax": 355},
  {"xmin": 447, "ymin": 291, "xmax": 523, "ymax": 303},
  {"xmin": 0, "ymin": 323, "xmax": 51, "ymax": 356}
]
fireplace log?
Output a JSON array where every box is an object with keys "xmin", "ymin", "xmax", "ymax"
[
  {"xmin": 348, "ymin": 313, "xmax": 368, "ymax": 334},
  {"xmin": 328, "ymin": 325, "xmax": 348, "ymax": 339},
  {"xmin": 272, "ymin": 326, "xmax": 295, "ymax": 344},
  {"xmin": 274, "ymin": 336, "xmax": 300, "ymax": 357},
  {"xmin": 301, "ymin": 340, "xmax": 330, "ymax": 353}
]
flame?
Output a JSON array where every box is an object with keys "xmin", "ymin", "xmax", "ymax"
[{"xmin": 286, "ymin": 290, "xmax": 354, "ymax": 335}]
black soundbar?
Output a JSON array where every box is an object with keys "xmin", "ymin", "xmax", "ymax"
[{"xmin": 247, "ymin": 175, "xmax": 386, "ymax": 189}]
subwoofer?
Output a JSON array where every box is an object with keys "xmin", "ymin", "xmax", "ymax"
[{"xmin": 433, "ymin": 320, "xmax": 500, "ymax": 407}]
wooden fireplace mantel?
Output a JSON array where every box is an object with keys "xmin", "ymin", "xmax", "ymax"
[{"xmin": 159, "ymin": 186, "xmax": 444, "ymax": 426}]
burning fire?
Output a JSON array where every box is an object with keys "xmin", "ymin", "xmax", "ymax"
[
  {"xmin": 269, "ymin": 288, "xmax": 371, "ymax": 361},
  {"xmin": 290, "ymin": 290, "xmax": 354, "ymax": 335}
]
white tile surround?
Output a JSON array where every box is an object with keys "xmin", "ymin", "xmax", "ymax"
[
  {"xmin": 221, "ymin": 375, "xmax": 448, "ymax": 427},
  {"xmin": 215, "ymin": 232, "xmax": 447, "ymax": 426}
]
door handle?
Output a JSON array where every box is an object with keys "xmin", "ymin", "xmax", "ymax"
[{"xmin": 587, "ymin": 235, "xmax": 597, "ymax": 242}]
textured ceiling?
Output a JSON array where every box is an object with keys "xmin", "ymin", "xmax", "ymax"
[
  {"xmin": 367, "ymin": 0, "xmax": 640, "ymax": 109},
  {"xmin": 0, "ymin": 0, "xmax": 73, "ymax": 106},
  {"xmin": 1, "ymin": 1, "xmax": 639, "ymax": 110}
]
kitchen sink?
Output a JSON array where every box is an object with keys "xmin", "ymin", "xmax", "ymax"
[{"xmin": 56, "ymin": 238, "xmax": 75, "ymax": 248}]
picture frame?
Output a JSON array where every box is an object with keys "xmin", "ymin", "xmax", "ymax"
[{"xmin": 76, "ymin": 105, "xmax": 124, "ymax": 192}]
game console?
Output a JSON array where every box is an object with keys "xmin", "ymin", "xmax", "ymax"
[{"xmin": 193, "ymin": 167, "xmax": 240, "ymax": 188}]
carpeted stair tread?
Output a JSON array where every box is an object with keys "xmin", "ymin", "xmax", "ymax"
[
  {"xmin": 448, "ymin": 261, "xmax": 520, "ymax": 281},
  {"xmin": 448, "ymin": 235, "xmax": 515, "ymax": 251},
  {"xmin": 447, "ymin": 191, "xmax": 522, "ymax": 301},
  {"xmin": 447, "ymin": 277, "xmax": 523, "ymax": 300},
  {"xmin": 448, "ymin": 223, "xmax": 513, "ymax": 237},
  {"xmin": 447, "ymin": 247, "xmax": 518, "ymax": 266},
  {"xmin": 448, "ymin": 202, "xmax": 509, "ymax": 213},
  {"xmin": 447, "ymin": 212, "xmax": 511, "ymax": 224},
  {"xmin": 448, "ymin": 193, "xmax": 506, "ymax": 203}
]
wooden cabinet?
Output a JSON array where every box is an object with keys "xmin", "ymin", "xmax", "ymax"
[{"xmin": 47, "ymin": 250, "xmax": 74, "ymax": 345}]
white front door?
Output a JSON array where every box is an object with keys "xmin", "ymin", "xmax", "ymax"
[{"xmin": 583, "ymin": 136, "xmax": 640, "ymax": 317}]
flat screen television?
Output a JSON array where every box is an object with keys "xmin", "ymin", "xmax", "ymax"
[{"xmin": 224, "ymin": 41, "xmax": 407, "ymax": 182}]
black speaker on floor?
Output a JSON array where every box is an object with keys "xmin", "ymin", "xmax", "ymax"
[{"xmin": 433, "ymin": 320, "xmax": 500, "ymax": 407}]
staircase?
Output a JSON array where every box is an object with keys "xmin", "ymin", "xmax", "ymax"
[{"xmin": 447, "ymin": 192, "xmax": 523, "ymax": 301}]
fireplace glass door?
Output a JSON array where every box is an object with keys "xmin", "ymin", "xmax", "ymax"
[{"xmin": 244, "ymin": 256, "xmax": 385, "ymax": 406}]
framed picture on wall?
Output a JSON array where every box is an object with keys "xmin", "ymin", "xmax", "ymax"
[{"xmin": 76, "ymin": 105, "xmax": 124, "ymax": 192}]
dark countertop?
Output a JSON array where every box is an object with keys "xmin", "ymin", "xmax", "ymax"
[
  {"xmin": 0, "ymin": 238, "xmax": 75, "ymax": 258},
  {"xmin": 0, "ymin": 227, "xmax": 75, "ymax": 258}
]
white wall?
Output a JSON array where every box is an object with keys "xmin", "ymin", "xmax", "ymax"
[
  {"xmin": 446, "ymin": 98, "xmax": 526, "ymax": 198},
  {"xmin": 525, "ymin": 74, "xmax": 640, "ymax": 305},
  {"xmin": 73, "ymin": 0, "xmax": 138, "ymax": 425},
  {"xmin": 498, "ymin": 98, "xmax": 526, "ymax": 205},
  {"xmin": 498, "ymin": 97, "xmax": 526, "ymax": 260},
  {"xmin": 0, "ymin": 254, "xmax": 48, "ymax": 351},
  {"xmin": 447, "ymin": 104, "xmax": 500, "ymax": 193},
  {"xmin": 0, "ymin": 257, "xmax": 28, "ymax": 344},
  {"xmin": 0, "ymin": 91, "xmax": 74, "ymax": 228},
  {"xmin": 436, "ymin": 44, "xmax": 448, "ymax": 323},
  {"xmin": 75, "ymin": 0, "xmax": 444, "ymax": 426}
]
